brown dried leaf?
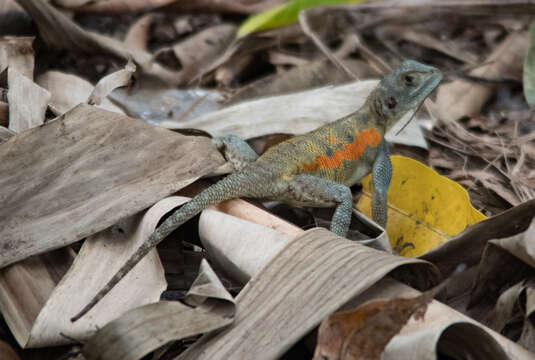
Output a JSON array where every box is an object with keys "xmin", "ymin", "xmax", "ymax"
[
  {"xmin": 0, "ymin": 104, "xmax": 224, "ymax": 268},
  {"xmin": 349, "ymin": 279, "xmax": 520, "ymax": 360},
  {"xmin": 176, "ymin": 228, "xmax": 439, "ymax": 359},
  {"xmin": 336, "ymin": 294, "xmax": 430, "ymax": 360},
  {"xmin": 83, "ymin": 260, "xmax": 235, "ymax": 360}
]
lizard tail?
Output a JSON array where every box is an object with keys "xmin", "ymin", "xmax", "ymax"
[{"xmin": 71, "ymin": 171, "xmax": 257, "ymax": 322}]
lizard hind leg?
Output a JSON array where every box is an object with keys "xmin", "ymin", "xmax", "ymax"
[
  {"xmin": 212, "ymin": 135, "xmax": 259, "ymax": 171},
  {"xmin": 283, "ymin": 174, "xmax": 353, "ymax": 237}
]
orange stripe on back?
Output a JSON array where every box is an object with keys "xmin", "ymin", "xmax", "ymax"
[{"xmin": 302, "ymin": 129, "xmax": 381, "ymax": 171}]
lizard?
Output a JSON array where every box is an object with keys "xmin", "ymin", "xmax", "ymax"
[{"xmin": 71, "ymin": 60, "xmax": 442, "ymax": 322}]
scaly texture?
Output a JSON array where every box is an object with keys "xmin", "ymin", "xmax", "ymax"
[{"xmin": 72, "ymin": 60, "xmax": 442, "ymax": 321}]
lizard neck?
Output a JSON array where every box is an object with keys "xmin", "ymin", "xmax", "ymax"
[{"xmin": 341, "ymin": 96, "xmax": 387, "ymax": 136}]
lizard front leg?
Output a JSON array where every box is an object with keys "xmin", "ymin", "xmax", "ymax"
[
  {"xmin": 212, "ymin": 135, "xmax": 259, "ymax": 171},
  {"xmin": 371, "ymin": 141, "xmax": 392, "ymax": 228},
  {"xmin": 283, "ymin": 174, "xmax": 353, "ymax": 237}
]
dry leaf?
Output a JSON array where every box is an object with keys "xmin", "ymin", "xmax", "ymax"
[
  {"xmin": 348, "ymin": 278, "xmax": 527, "ymax": 360},
  {"xmin": 83, "ymin": 260, "xmax": 235, "ymax": 360},
  {"xmin": 87, "ymin": 59, "xmax": 136, "ymax": 106},
  {"xmin": 123, "ymin": 14, "xmax": 153, "ymax": 51},
  {"xmin": 36, "ymin": 71, "xmax": 124, "ymax": 115},
  {"xmin": 15, "ymin": 0, "xmax": 183, "ymax": 84},
  {"xmin": 434, "ymin": 31, "xmax": 528, "ymax": 123},
  {"xmin": 177, "ymin": 228, "xmax": 439, "ymax": 359},
  {"xmin": 7, "ymin": 67, "xmax": 50, "ymax": 132},
  {"xmin": 0, "ymin": 104, "xmax": 224, "ymax": 268}
]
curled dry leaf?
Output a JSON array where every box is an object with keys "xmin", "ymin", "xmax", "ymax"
[
  {"xmin": 36, "ymin": 71, "xmax": 124, "ymax": 115},
  {"xmin": 82, "ymin": 260, "xmax": 235, "ymax": 360},
  {"xmin": 177, "ymin": 228, "xmax": 439, "ymax": 359},
  {"xmin": 162, "ymin": 80, "xmax": 427, "ymax": 149},
  {"xmin": 421, "ymin": 199, "xmax": 535, "ymax": 319},
  {"xmin": 469, "ymin": 217, "xmax": 535, "ymax": 313},
  {"xmin": 166, "ymin": 0, "xmax": 286, "ymax": 15},
  {"xmin": 87, "ymin": 59, "xmax": 136, "ymax": 106},
  {"xmin": 6, "ymin": 67, "xmax": 50, "ymax": 132},
  {"xmin": 347, "ymin": 278, "xmax": 527, "ymax": 360},
  {"xmin": 0, "ymin": 104, "xmax": 224, "ymax": 268}
]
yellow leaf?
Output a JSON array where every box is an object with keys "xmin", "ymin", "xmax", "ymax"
[{"xmin": 356, "ymin": 155, "xmax": 486, "ymax": 257}]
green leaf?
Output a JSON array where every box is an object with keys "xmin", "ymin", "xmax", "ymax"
[
  {"xmin": 523, "ymin": 23, "xmax": 535, "ymax": 106},
  {"xmin": 237, "ymin": 0, "xmax": 368, "ymax": 38}
]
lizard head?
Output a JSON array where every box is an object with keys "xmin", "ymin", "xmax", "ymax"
[{"xmin": 371, "ymin": 60, "xmax": 442, "ymax": 131}]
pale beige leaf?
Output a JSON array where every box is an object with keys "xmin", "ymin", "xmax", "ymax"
[
  {"xmin": 87, "ymin": 59, "xmax": 135, "ymax": 106},
  {"xmin": 83, "ymin": 260, "xmax": 235, "ymax": 360},
  {"xmin": 0, "ymin": 36, "xmax": 34, "ymax": 79},
  {"xmin": 199, "ymin": 207, "xmax": 295, "ymax": 283},
  {"xmin": 177, "ymin": 228, "xmax": 439, "ymax": 360},
  {"xmin": 36, "ymin": 71, "xmax": 124, "ymax": 115},
  {"xmin": 7, "ymin": 67, "xmax": 50, "ymax": 132},
  {"xmin": 162, "ymin": 80, "xmax": 427, "ymax": 149},
  {"xmin": 0, "ymin": 104, "xmax": 224, "ymax": 268}
]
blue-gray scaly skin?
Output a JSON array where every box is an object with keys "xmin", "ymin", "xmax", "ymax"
[{"xmin": 71, "ymin": 60, "xmax": 442, "ymax": 321}]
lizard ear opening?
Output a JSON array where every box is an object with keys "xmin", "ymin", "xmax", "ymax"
[
  {"xmin": 387, "ymin": 96, "xmax": 397, "ymax": 109},
  {"xmin": 404, "ymin": 74, "xmax": 414, "ymax": 86}
]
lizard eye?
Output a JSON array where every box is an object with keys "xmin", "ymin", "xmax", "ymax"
[
  {"xmin": 404, "ymin": 75, "xmax": 414, "ymax": 86},
  {"xmin": 387, "ymin": 96, "xmax": 397, "ymax": 109}
]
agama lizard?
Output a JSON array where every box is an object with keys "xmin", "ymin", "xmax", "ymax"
[{"xmin": 71, "ymin": 60, "xmax": 442, "ymax": 321}]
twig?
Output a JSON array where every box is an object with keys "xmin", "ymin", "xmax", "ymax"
[{"xmin": 298, "ymin": 10, "xmax": 359, "ymax": 80}]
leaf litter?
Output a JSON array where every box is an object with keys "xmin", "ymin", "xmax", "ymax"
[{"xmin": 0, "ymin": 0, "xmax": 535, "ymax": 359}]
